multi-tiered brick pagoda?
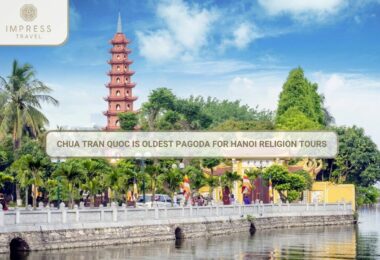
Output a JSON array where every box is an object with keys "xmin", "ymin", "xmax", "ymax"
[{"xmin": 104, "ymin": 13, "xmax": 137, "ymax": 130}]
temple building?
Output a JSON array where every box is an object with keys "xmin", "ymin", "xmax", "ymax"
[{"xmin": 104, "ymin": 13, "xmax": 137, "ymax": 130}]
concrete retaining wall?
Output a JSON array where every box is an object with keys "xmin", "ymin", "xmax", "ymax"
[{"xmin": 0, "ymin": 212, "xmax": 354, "ymax": 253}]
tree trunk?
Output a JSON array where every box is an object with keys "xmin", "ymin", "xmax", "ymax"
[
  {"xmin": 90, "ymin": 195, "xmax": 95, "ymax": 208},
  {"xmin": 278, "ymin": 191, "xmax": 286, "ymax": 203},
  {"xmin": 170, "ymin": 192, "xmax": 174, "ymax": 207},
  {"xmin": 24, "ymin": 187, "xmax": 28, "ymax": 207},
  {"xmin": 32, "ymin": 185, "xmax": 37, "ymax": 209},
  {"xmin": 208, "ymin": 168, "xmax": 214, "ymax": 205},
  {"xmin": 15, "ymin": 184, "xmax": 22, "ymax": 206},
  {"xmin": 151, "ymin": 174, "xmax": 157, "ymax": 207}
]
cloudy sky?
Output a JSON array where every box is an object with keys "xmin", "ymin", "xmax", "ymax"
[{"xmin": 0, "ymin": 0, "xmax": 380, "ymax": 145}]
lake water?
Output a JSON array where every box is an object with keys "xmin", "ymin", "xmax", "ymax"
[{"xmin": 5, "ymin": 205, "xmax": 380, "ymax": 260}]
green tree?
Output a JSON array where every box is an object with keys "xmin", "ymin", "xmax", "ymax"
[
  {"xmin": 275, "ymin": 107, "xmax": 322, "ymax": 130},
  {"xmin": 184, "ymin": 165, "xmax": 206, "ymax": 194},
  {"xmin": 262, "ymin": 164, "xmax": 309, "ymax": 202},
  {"xmin": 275, "ymin": 67, "xmax": 329, "ymax": 129},
  {"xmin": 0, "ymin": 172, "xmax": 13, "ymax": 189},
  {"xmin": 119, "ymin": 112, "xmax": 138, "ymax": 130},
  {"xmin": 0, "ymin": 60, "xmax": 59, "ymax": 149},
  {"xmin": 110, "ymin": 159, "xmax": 140, "ymax": 202},
  {"xmin": 10, "ymin": 153, "xmax": 51, "ymax": 208},
  {"xmin": 202, "ymin": 158, "xmax": 221, "ymax": 202},
  {"xmin": 221, "ymin": 171, "xmax": 241, "ymax": 190},
  {"xmin": 327, "ymin": 126, "xmax": 380, "ymax": 186},
  {"xmin": 188, "ymin": 96, "xmax": 273, "ymax": 128},
  {"xmin": 204, "ymin": 175, "xmax": 219, "ymax": 203},
  {"xmin": 81, "ymin": 159, "xmax": 111, "ymax": 207},
  {"xmin": 53, "ymin": 159, "xmax": 86, "ymax": 208},
  {"xmin": 244, "ymin": 168, "xmax": 261, "ymax": 196},
  {"xmin": 213, "ymin": 119, "xmax": 274, "ymax": 131},
  {"xmin": 81, "ymin": 177, "xmax": 104, "ymax": 208},
  {"xmin": 105, "ymin": 167, "xmax": 125, "ymax": 202},
  {"xmin": 158, "ymin": 167, "xmax": 183, "ymax": 206},
  {"xmin": 140, "ymin": 88, "xmax": 176, "ymax": 130},
  {"xmin": 357, "ymin": 186, "xmax": 380, "ymax": 206},
  {"xmin": 171, "ymin": 99, "xmax": 212, "ymax": 130},
  {"xmin": 45, "ymin": 178, "xmax": 69, "ymax": 204}
]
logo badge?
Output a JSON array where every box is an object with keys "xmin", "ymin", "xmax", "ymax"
[{"xmin": 20, "ymin": 4, "xmax": 37, "ymax": 22}]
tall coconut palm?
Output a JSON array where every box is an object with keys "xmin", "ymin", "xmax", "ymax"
[{"xmin": 0, "ymin": 60, "xmax": 59, "ymax": 150}]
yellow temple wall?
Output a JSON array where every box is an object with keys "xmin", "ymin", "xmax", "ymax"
[{"xmin": 309, "ymin": 181, "xmax": 356, "ymax": 210}]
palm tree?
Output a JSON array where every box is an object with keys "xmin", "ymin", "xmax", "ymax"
[
  {"xmin": 184, "ymin": 165, "xmax": 206, "ymax": 194},
  {"xmin": 0, "ymin": 172, "xmax": 13, "ymax": 189},
  {"xmin": 145, "ymin": 164, "xmax": 163, "ymax": 206},
  {"xmin": 107, "ymin": 160, "xmax": 135, "ymax": 203},
  {"xmin": 221, "ymin": 171, "xmax": 242, "ymax": 192},
  {"xmin": 0, "ymin": 60, "xmax": 59, "ymax": 149},
  {"xmin": 202, "ymin": 158, "xmax": 221, "ymax": 203},
  {"xmin": 158, "ymin": 167, "xmax": 183, "ymax": 206},
  {"xmin": 205, "ymin": 175, "xmax": 219, "ymax": 204},
  {"xmin": 245, "ymin": 168, "xmax": 261, "ymax": 202},
  {"xmin": 81, "ymin": 177, "xmax": 104, "ymax": 208},
  {"xmin": 53, "ymin": 159, "xmax": 86, "ymax": 209},
  {"xmin": 80, "ymin": 159, "xmax": 111, "ymax": 207},
  {"xmin": 10, "ymin": 154, "xmax": 50, "ymax": 208}
]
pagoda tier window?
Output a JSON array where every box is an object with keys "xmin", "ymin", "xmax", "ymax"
[
  {"xmin": 126, "ymin": 90, "xmax": 129, "ymax": 96},
  {"xmin": 116, "ymin": 104, "xmax": 121, "ymax": 111},
  {"xmin": 116, "ymin": 90, "xmax": 121, "ymax": 96},
  {"xmin": 125, "ymin": 77, "xmax": 129, "ymax": 83},
  {"xmin": 117, "ymin": 66, "xmax": 120, "ymax": 71},
  {"xmin": 124, "ymin": 54, "xmax": 126, "ymax": 59},
  {"xmin": 116, "ymin": 77, "xmax": 120, "ymax": 83},
  {"xmin": 127, "ymin": 104, "xmax": 130, "ymax": 110},
  {"xmin": 117, "ymin": 55, "xmax": 120, "ymax": 60},
  {"xmin": 124, "ymin": 65, "xmax": 127, "ymax": 71},
  {"xmin": 115, "ymin": 120, "xmax": 120, "ymax": 127}
]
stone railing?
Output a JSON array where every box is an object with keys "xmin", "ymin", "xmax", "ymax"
[{"xmin": 0, "ymin": 202, "xmax": 352, "ymax": 228}]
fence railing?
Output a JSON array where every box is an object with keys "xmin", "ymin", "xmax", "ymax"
[{"xmin": 0, "ymin": 202, "xmax": 352, "ymax": 227}]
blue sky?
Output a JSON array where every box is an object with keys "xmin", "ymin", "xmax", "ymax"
[{"xmin": 0, "ymin": 0, "xmax": 380, "ymax": 145}]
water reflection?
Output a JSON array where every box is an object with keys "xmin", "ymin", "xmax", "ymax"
[{"xmin": 2, "ymin": 206, "xmax": 379, "ymax": 260}]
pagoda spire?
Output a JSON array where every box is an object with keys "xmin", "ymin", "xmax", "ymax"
[
  {"xmin": 117, "ymin": 12, "xmax": 122, "ymax": 33},
  {"xmin": 104, "ymin": 13, "xmax": 137, "ymax": 130}
]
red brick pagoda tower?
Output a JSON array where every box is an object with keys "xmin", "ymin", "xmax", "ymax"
[{"xmin": 104, "ymin": 13, "xmax": 137, "ymax": 130}]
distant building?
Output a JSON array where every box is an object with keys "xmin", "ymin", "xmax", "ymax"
[{"xmin": 104, "ymin": 13, "xmax": 137, "ymax": 130}]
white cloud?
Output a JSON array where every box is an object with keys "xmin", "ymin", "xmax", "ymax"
[
  {"xmin": 137, "ymin": 0, "xmax": 217, "ymax": 62},
  {"xmin": 312, "ymin": 72, "xmax": 380, "ymax": 146},
  {"xmin": 136, "ymin": 30, "xmax": 181, "ymax": 62},
  {"xmin": 222, "ymin": 22, "xmax": 262, "ymax": 50},
  {"xmin": 258, "ymin": 0, "xmax": 346, "ymax": 21},
  {"xmin": 159, "ymin": 59, "xmax": 257, "ymax": 76},
  {"xmin": 227, "ymin": 72, "xmax": 286, "ymax": 111},
  {"xmin": 42, "ymin": 82, "xmax": 106, "ymax": 129},
  {"xmin": 157, "ymin": 0, "xmax": 216, "ymax": 50}
]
